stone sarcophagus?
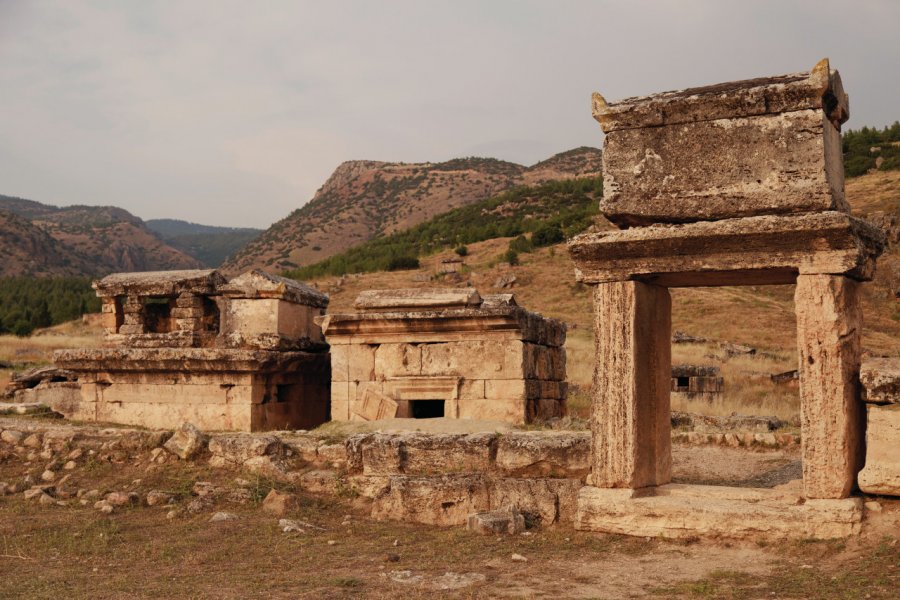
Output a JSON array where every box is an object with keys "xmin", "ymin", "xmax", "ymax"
[
  {"xmin": 52, "ymin": 269, "xmax": 331, "ymax": 432},
  {"xmin": 569, "ymin": 59, "xmax": 886, "ymax": 539},
  {"xmin": 319, "ymin": 289, "xmax": 566, "ymax": 425}
]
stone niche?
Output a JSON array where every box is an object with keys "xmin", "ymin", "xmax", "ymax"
[
  {"xmin": 569, "ymin": 59, "xmax": 886, "ymax": 539},
  {"xmin": 51, "ymin": 269, "xmax": 331, "ymax": 432},
  {"xmin": 319, "ymin": 289, "xmax": 566, "ymax": 425}
]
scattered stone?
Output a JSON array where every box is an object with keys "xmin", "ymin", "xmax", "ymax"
[
  {"xmin": 22, "ymin": 433, "xmax": 43, "ymax": 449},
  {"xmin": 278, "ymin": 519, "xmax": 305, "ymax": 533},
  {"xmin": 23, "ymin": 488, "xmax": 46, "ymax": 500},
  {"xmin": 67, "ymin": 448, "xmax": 84, "ymax": 461},
  {"xmin": 146, "ymin": 490, "xmax": 175, "ymax": 507},
  {"xmin": 1, "ymin": 430, "xmax": 24, "ymax": 445},
  {"xmin": 94, "ymin": 500, "xmax": 114, "ymax": 514},
  {"xmin": 511, "ymin": 553, "xmax": 528, "ymax": 563},
  {"xmin": 261, "ymin": 489, "xmax": 297, "ymax": 516},
  {"xmin": 105, "ymin": 491, "xmax": 139, "ymax": 507},
  {"xmin": 865, "ymin": 501, "xmax": 883, "ymax": 513},
  {"xmin": 164, "ymin": 423, "xmax": 207, "ymax": 460},
  {"xmin": 385, "ymin": 553, "xmax": 400, "ymax": 563},
  {"xmin": 387, "ymin": 570, "xmax": 423, "ymax": 585},
  {"xmin": 467, "ymin": 506, "xmax": 526, "ymax": 535},
  {"xmin": 38, "ymin": 492, "xmax": 56, "ymax": 506},
  {"xmin": 166, "ymin": 509, "xmax": 181, "ymax": 519},
  {"xmin": 0, "ymin": 482, "xmax": 8, "ymax": 496},
  {"xmin": 327, "ymin": 540, "xmax": 336, "ymax": 546},
  {"xmin": 431, "ymin": 572, "xmax": 487, "ymax": 591},
  {"xmin": 82, "ymin": 489, "xmax": 100, "ymax": 501},
  {"xmin": 192, "ymin": 481, "xmax": 220, "ymax": 497},
  {"xmin": 63, "ymin": 461, "xmax": 77, "ymax": 471},
  {"xmin": 493, "ymin": 274, "xmax": 517, "ymax": 289},
  {"xmin": 40, "ymin": 470, "xmax": 56, "ymax": 482},
  {"xmin": 209, "ymin": 511, "xmax": 238, "ymax": 523}
]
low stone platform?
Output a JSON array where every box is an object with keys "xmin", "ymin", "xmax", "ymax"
[{"xmin": 576, "ymin": 484, "xmax": 863, "ymax": 540}]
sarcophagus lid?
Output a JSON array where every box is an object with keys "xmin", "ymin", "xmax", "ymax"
[{"xmin": 594, "ymin": 59, "xmax": 850, "ymax": 227}]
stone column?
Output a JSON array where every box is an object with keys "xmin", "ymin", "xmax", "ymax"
[
  {"xmin": 795, "ymin": 274, "xmax": 863, "ymax": 499},
  {"xmin": 590, "ymin": 280, "xmax": 672, "ymax": 489}
]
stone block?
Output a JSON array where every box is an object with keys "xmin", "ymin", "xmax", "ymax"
[
  {"xmin": 568, "ymin": 212, "xmax": 885, "ymax": 286},
  {"xmin": 590, "ymin": 281, "xmax": 671, "ymax": 489},
  {"xmin": 355, "ymin": 388, "xmax": 398, "ymax": 421},
  {"xmin": 374, "ymin": 343, "xmax": 421, "ymax": 378},
  {"xmin": 467, "ymin": 505, "xmax": 525, "ymax": 535},
  {"xmin": 371, "ymin": 475, "xmax": 490, "ymax": 526},
  {"xmin": 420, "ymin": 340, "xmax": 524, "ymax": 379},
  {"xmin": 402, "ymin": 433, "xmax": 497, "ymax": 475},
  {"xmin": 600, "ymin": 110, "xmax": 846, "ymax": 226},
  {"xmin": 355, "ymin": 288, "xmax": 482, "ymax": 311},
  {"xmin": 359, "ymin": 434, "xmax": 405, "ymax": 475},
  {"xmin": 858, "ymin": 404, "xmax": 900, "ymax": 496},
  {"xmin": 208, "ymin": 434, "xmax": 283, "ymax": 466},
  {"xmin": 456, "ymin": 398, "xmax": 526, "ymax": 424},
  {"xmin": 795, "ymin": 275, "xmax": 863, "ymax": 499},
  {"xmin": 576, "ymin": 484, "xmax": 863, "ymax": 540},
  {"xmin": 330, "ymin": 381, "xmax": 351, "ymax": 421},
  {"xmin": 489, "ymin": 478, "xmax": 583, "ymax": 525},
  {"xmin": 860, "ymin": 358, "xmax": 900, "ymax": 404},
  {"xmin": 496, "ymin": 432, "xmax": 590, "ymax": 478}
]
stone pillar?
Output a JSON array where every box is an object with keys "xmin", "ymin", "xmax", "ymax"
[
  {"xmin": 795, "ymin": 275, "xmax": 863, "ymax": 499},
  {"xmin": 590, "ymin": 281, "xmax": 672, "ymax": 489}
]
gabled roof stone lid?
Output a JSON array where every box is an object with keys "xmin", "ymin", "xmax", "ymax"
[
  {"xmin": 482, "ymin": 293, "xmax": 517, "ymax": 307},
  {"xmin": 354, "ymin": 288, "xmax": 482, "ymax": 311},
  {"xmin": 592, "ymin": 58, "xmax": 849, "ymax": 133},
  {"xmin": 218, "ymin": 270, "xmax": 329, "ymax": 308},
  {"xmin": 93, "ymin": 269, "xmax": 225, "ymax": 298}
]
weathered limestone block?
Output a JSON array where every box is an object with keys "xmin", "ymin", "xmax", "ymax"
[
  {"xmin": 467, "ymin": 506, "xmax": 525, "ymax": 535},
  {"xmin": 860, "ymin": 358, "xmax": 900, "ymax": 404},
  {"xmin": 402, "ymin": 433, "xmax": 497, "ymax": 475},
  {"xmin": 374, "ymin": 343, "xmax": 421, "ymax": 378},
  {"xmin": 421, "ymin": 340, "xmax": 527, "ymax": 379},
  {"xmin": 356, "ymin": 388, "xmax": 399, "ymax": 421},
  {"xmin": 164, "ymin": 423, "xmax": 207, "ymax": 460},
  {"xmin": 489, "ymin": 478, "xmax": 583, "ymax": 525},
  {"xmin": 568, "ymin": 212, "xmax": 885, "ymax": 286},
  {"xmin": 858, "ymin": 404, "xmax": 900, "ymax": 496},
  {"xmin": 600, "ymin": 111, "xmax": 846, "ymax": 226},
  {"xmin": 456, "ymin": 398, "xmax": 525, "ymax": 423},
  {"xmin": 593, "ymin": 59, "xmax": 850, "ymax": 226},
  {"xmin": 495, "ymin": 432, "xmax": 590, "ymax": 478},
  {"xmin": 208, "ymin": 434, "xmax": 284, "ymax": 467},
  {"xmin": 795, "ymin": 275, "xmax": 863, "ymax": 499},
  {"xmin": 330, "ymin": 381, "xmax": 351, "ymax": 421},
  {"xmin": 175, "ymin": 293, "xmax": 204, "ymax": 309},
  {"xmin": 590, "ymin": 281, "xmax": 671, "ymax": 489},
  {"xmin": 576, "ymin": 484, "xmax": 863, "ymax": 539},
  {"xmin": 359, "ymin": 434, "xmax": 405, "ymax": 475},
  {"xmin": 371, "ymin": 475, "xmax": 490, "ymax": 526}
]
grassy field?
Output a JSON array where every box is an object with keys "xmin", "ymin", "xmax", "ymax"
[{"xmin": 0, "ymin": 319, "xmax": 103, "ymax": 390}]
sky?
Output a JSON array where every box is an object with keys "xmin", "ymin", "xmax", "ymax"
[{"xmin": 0, "ymin": 1, "xmax": 898, "ymax": 228}]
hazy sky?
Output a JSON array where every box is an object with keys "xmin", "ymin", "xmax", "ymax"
[{"xmin": 1, "ymin": 1, "xmax": 898, "ymax": 228}]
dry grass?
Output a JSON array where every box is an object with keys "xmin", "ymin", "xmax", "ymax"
[{"xmin": 0, "ymin": 319, "xmax": 103, "ymax": 390}]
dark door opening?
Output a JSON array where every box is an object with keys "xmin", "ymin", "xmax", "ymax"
[{"xmin": 410, "ymin": 400, "xmax": 445, "ymax": 419}]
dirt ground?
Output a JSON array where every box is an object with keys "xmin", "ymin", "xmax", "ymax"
[{"xmin": 2, "ymin": 442, "xmax": 898, "ymax": 599}]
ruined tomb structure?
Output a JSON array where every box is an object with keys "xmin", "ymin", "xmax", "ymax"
[
  {"xmin": 857, "ymin": 358, "xmax": 900, "ymax": 496},
  {"xmin": 51, "ymin": 269, "xmax": 331, "ymax": 432},
  {"xmin": 568, "ymin": 59, "xmax": 886, "ymax": 539},
  {"xmin": 670, "ymin": 365, "xmax": 723, "ymax": 404},
  {"xmin": 319, "ymin": 289, "xmax": 566, "ymax": 424}
]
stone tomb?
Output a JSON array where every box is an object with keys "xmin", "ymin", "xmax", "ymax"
[
  {"xmin": 569, "ymin": 59, "xmax": 885, "ymax": 538},
  {"xmin": 319, "ymin": 289, "xmax": 566, "ymax": 424},
  {"xmin": 671, "ymin": 364, "xmax": 723, "ymax": 404},
  {"xmin": 52, "ymin": 269, "xmax": 331, "ymax": 432},
  {"xmin": 857, "ymin": 358, "xmax": 900, "ymax": 496}
]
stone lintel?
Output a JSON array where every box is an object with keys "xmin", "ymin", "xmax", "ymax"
[
  {"xmin": 53, "ymin": 347, "xmax": 325, "ymax": 374},
  {"xmin": 575, "ymin": 484, "xmax": 863, "ymax": 539},
  {"xmin": 354, "ymin": 288, "xmax": 482, "ymax": 311},
  {"xmin": 592, "ymin": 58, "xmax": 848, "ymax": 133},
  {"xmin": 93, "ymin": 269, "xmax": 224, "ymax": 298},
  {"xmin": 568, "ymin": 212, "xmax": 885, "ymax": 286},
  {"xmin": 320, "ymin": 306, "xmax": 566, "ymax": 347}
]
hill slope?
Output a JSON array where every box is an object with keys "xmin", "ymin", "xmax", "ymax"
[
  {"xmin": 0, "ymin": 195, "xmax": 203, "ymax": 277},
  {"xmin": 145, "ymin": 219, "xmax": 262, "ymax": 268},
  {"xmin": 221, "ymin": 147, "xmax": 602, "ymax": 274}
]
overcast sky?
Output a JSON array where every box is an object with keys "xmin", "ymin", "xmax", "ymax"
[{"xmin": 1, "ymin": 1, "xmax": 898, "ymax": 228}]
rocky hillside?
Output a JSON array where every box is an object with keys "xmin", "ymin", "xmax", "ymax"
[
  {"xmin": 0, "ymin": 195, "xmax": 203, "ymax": 277},
  {"xmin": 222, "ymin": 147, "xmax": 603, "ymax": 274}
]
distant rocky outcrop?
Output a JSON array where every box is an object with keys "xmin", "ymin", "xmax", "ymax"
[{"xmin": 222, "ymin": 147, "xmax": 602, "ymax": 274}]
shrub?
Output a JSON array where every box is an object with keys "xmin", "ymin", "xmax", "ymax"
[
  {"xmin": 508, "ymin": 235, "xmax": 533, "ymax": 254},
  {"xmin": 386, "ymin": 256, "xmax": 420, "ymax": 271},
  {"xmin": 502, "ymin": 249, "xmax": 519, "ymax": 266},
  {"xmin": 454, "ymin": 245, "xmax": 468, "ymax": 257},
  {"xmin": 531, "ymin": 223, "xmax": 565, "ymax": 247}
]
